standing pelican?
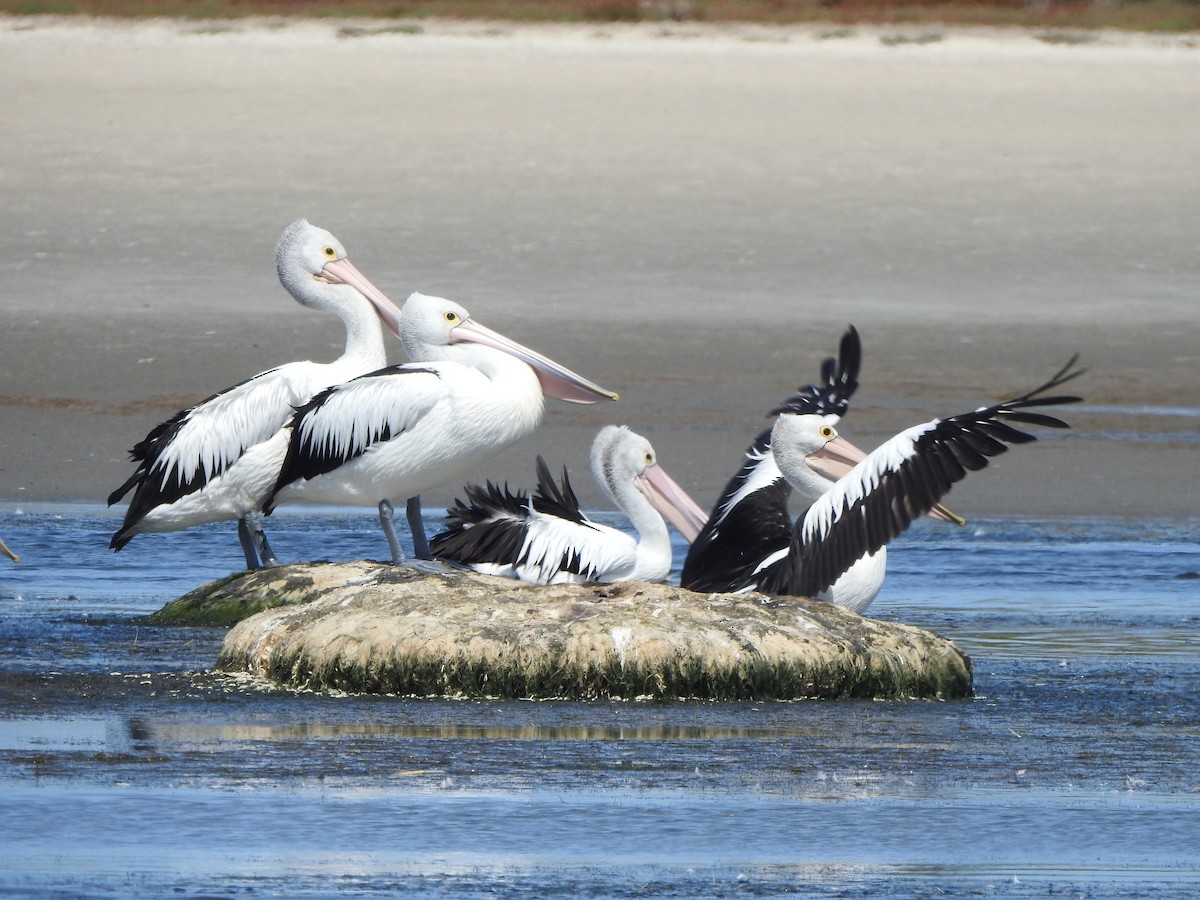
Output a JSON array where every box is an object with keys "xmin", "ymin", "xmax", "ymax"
[
  {"xmin": 430, "ymin": 425, "xmax": 708, "ymax": 584},
  {"xmin": 262, "ymin": 292, "xmax": 619, "ymax": 563},
  {"xmin": 735, "ymin": 356, "xmax": 1084, "ymax": 611},
  {"xmin": 682, "ymin": 325, "xmax": 960, "ymax": 603},
  {"xmin": 108, "ymin": 219, "xmax": 406, "ymax": 569}
]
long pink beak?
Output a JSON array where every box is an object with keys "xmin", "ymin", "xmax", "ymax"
[
  {"xmin": 320, "ymin": 257, "xmax": 406, "ymax": 340},
  {"xmin": 636, "ymin": 464, "xmax": 709, "ymax": 543},
  {"xmin": 450, "ymin": 318, "xmax": 620, "ymax": 405},
  {"xmin": 0, "ymin": 537, "xmax": 17, "ymax": 563},
  {"xmin": 805, "ymin": 434, "xmax": 870, "ymax": 482}
]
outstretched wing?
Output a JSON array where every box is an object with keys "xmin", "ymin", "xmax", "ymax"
[{"xmin": 790, "ymin": 356, "xmax": 1085, "ymax": 599}]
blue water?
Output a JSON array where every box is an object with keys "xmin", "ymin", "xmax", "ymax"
[{"xmin": 1, "ymin": 504, "xmax": 1198, "ymax": 898}]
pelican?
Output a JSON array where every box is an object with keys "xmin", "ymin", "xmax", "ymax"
[
  {"xmin": 429, "ymin": 425, "xmax": 708, "ymax": 584},
  {"xmin": 681, "ymin": 325, "xmax": 864, "ymax": 593},
  {"xmin": 0, "ymin": 537, "xmax": 17, "ymax": 563},
  {"xmin": 730, "ymin": 356, "xmax": 1084, "ymax": 611},
  {"xmin": 681, "ymin": 325, "xmax": 961, "ymax": 602},
  {"xmin": 108, "ymin": 219, "xmax": 406, "ymax": 570},
  {"xmin": 262, "ymin": 291, "xmax": 619, "ymax": 563}
]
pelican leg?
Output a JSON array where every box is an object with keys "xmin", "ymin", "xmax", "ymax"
[
  {"xmin": 256, "ymin": 531, "xmax": 280, "ymax": 567},
  {"xmin": 380, "ymin": 498, "xmax": 450, "ymax": 574},
  {"xmin": 236, "ymin": 519, "xmax": 261, "ymax": 571},
  {"xmin": 250, "ymin": 513, "xmax": 281, "ymax": 568},
  {"xmin": 378, "ymin": 499, "xmax": 406, "ymax": 564},
  {"xmin": 406, "ymin": 495, "xmax": 431, "ymax": 560}
]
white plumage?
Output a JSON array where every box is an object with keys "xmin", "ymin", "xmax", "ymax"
[
  {"xmin": 262, "ymin": 292, "xmax": 619, "ymax": 563},
  {"xmin": 430, "ymin": 425, "xmax": 707, "ymax": 584},
  {"xmin": 108, "ymin": 219, "xmax": 405, "ymax": 569},
  {"xmin": 765, "ymin": 356, "xmax": 1085, "ymax": 611}
]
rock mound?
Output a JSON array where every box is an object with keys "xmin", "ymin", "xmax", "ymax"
[{"xmin": 156, "ymin": 561, "xmax": 973, "ymax": 701}]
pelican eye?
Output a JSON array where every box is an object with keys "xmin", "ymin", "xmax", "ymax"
[
  {"xmin": 322, "ymin": 245, "xmax": 337, "ymax": 259},
  {"xmin": 819, "ymin": 425, "xmax": 835, "ymax": 439},
  {"xmin": 444, "ymin": 311, "xmax": 460, "ymax": 324},
  {"xmin": 643, "ymin": 451, "xmax": 654, "ymax": 465}
]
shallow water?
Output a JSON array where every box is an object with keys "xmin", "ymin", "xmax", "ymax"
[{"xmin": 0, "ymin": 505, "xmax": 1198, "ymax": 898}]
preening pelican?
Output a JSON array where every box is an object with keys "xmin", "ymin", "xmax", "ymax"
[
  {"xmin": 262, "ymin": 292, "xmax": 619, "ymax": 563},
  {"xmin": 108, "ymin": 219, "xmax": 405, "ymax": 569},
  {"xmin": 430, "ymin": 424, "xmax": 708, "ymax": 584},
  {"xmin": 735, "ymin": 356, "xmax": 1084, "ymax": 611},
  {"xmin": 0, "ymin": 537, "xmax": 17, "ymax": 563},
  {"xmin": 682, "ymin": 325, "xmax": 961, "ymax": 604}
]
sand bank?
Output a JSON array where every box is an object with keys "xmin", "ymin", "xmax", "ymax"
[{"xmin": 1, "ymin": 17, "xmax": 1197, "ymax": 517}]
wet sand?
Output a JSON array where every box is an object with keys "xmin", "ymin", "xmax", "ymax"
[{"xmin": 1, "ymin": 17, "xmax": 1197, "ymax": 518}]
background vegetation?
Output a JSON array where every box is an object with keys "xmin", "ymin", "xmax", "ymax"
[{"xmin": 2, "ymin": 0, "xmax": 1199, "ymax": 32}]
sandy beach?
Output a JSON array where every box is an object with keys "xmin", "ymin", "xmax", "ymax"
[{"xmin": 1, "ymin": 16, "xmax": 1197, "ymax": 520}]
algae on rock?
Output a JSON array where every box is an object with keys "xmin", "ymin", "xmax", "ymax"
[{"xmin": 171, "ymin": 561, "xmax": 976, "ymax": 701}]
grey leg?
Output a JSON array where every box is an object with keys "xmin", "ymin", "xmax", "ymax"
[
  {"xmin": 236, "ymin": 519, "xmax": 261, "ymax": 570},
  {"xmin": 381, "ymin": 497, "xmax": 450, "ymax": 573},
  {"xmin": 247, "ymin": 511, "xmax": 280, "ymax": 567},
  {"xmin": 406, "ymin": 496, "xmax": 431, "ymax": 560},
  {"xmin": 378, "ymin": 499, "xmax": 406, "ymax": 564}
]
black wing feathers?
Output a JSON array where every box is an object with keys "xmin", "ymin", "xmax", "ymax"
[
  {"xmin": 531, "ymin": 457, "xmax": 589, "ymax": 525},
  {"xmin": 267, "ymin": 366, "xmax": 439, "ymax": 509},
  {"xmin": 681, "ymin": 325, "xmax": 862, "ymax": 593},
  {"xmin": 430, "ymin": 457, "xmax": 599, "ymax": 574},
  {"xmin": 430, "ymin": 479, "xmax": 533, "ymax": 568},
  {"xmin": 770, "ymin": 325, "xmax": 861, "ymax": 419},
  {"xmin": 790, "ymin": 356, "xmax": 1084, "ymax": 599},
  {"xmin": 680, "ymin": 429, "xmax": 793, "ymax": 592},
  {"xmin": 108, "ymin": 372, "xmax": 281, "ymax": 549}
]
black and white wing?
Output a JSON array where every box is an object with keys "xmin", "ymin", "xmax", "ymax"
[
  {"xmin": 680, "ymin": 325, "xmax": 862, "ymax": 593},
  {"xmin": 788, "ymin": 356, "xmax": 1085, "ymax": 599},
  {"xmin": 265, "ymin": 364, "xmax": 441, "ymax": 510},
  {"xmin": 432, "ymin": 457, "xmax": 629, "ymax": 584},
  {"xmin": 430, "ymin": 477, "xmax": 535, "ymax": 572},
  {"xmin": 108, "ymin": 363, "xmax": 314, "ymax": 549}
]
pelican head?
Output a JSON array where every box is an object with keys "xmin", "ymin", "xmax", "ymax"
[
  {"xmin": 591, "ymin": 425, "xmax": 708, "ymax": 542},
  {"xmin": 770, "ymin": 413, "xmax": 869, "ymax": 499},
  {"xmin": 400, "ymin": 292, "xmax": 620, "ymax": 405},
  {"xmin": 275, "ymin": 218, "xmax": 404, "ymax": 338},
  {"xmin": 771, "ymin": 413, "xmax": 963, "ymax": 525}
]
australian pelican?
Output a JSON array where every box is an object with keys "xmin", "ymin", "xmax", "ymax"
[
  {"xmin": 710, "ymin": 355, "xmax": 1084, "ymax": 611},
  {"xmin": 261, "ymin": 292, "xmax": 619, "ymax": 563},
  {"xmin": 682, "ymin": 325, "xmax": 866, "ymax": 594},
  {"xmin": 108, "ymin": 219, "xmax": 405, "ymax": 569},
  {"xmin": 682, "ymin": 326, "xmax": 962, "ymax": 605},
  {"xmin": 430, "ymin": 424, "xmax": 708, "ymax": 584}
]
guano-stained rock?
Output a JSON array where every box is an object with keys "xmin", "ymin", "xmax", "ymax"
[{"xmin": 157, "ymin": 561, "xmax": 974, "ymax": 701}]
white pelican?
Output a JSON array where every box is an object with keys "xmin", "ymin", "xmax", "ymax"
[
  {"xmin": 726, "ymin": 356, "xmax": 1084, "ymax": 611},
  {"xmin": 429, "ymin": 425, "xmax": 709, "ymax": 584},
  {"xmin": 0, "ymin": 537, "xmax": 17, "ymax": 563},
  {"xmin": 681, "ymin": 325, "xmax": 960, "ymax": 602},
  {"xmin": 261, "ymin": 292, "xmax": 619, "ymax": 563},
  {"xmin": 108, "ymin": 219, "xmax": 406, "ymax": 569}
]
